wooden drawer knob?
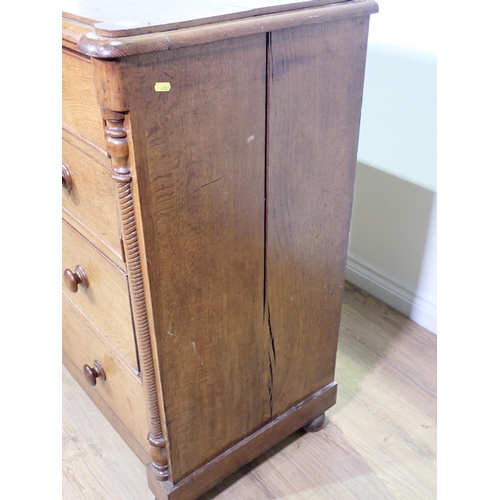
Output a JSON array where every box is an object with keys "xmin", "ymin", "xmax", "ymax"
[
  {"xmin": 63, "ymin": 265, "xmax": 89, "ymax": 293},
  {"xmin": 62, "ymin": 163, "xmax": 73, "ymax": 192},
  {"xmin": 83, "ymin": 360, "xmax": 106, "ymax": 386}
]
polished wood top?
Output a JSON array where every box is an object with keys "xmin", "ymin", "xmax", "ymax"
[
  {"xmin": 62, "ymin": 0, "xmax": 377, "ymax": 58},
  {"xmin": 62, "ymin": 0, "xmax": 346, "ymax": 37}
]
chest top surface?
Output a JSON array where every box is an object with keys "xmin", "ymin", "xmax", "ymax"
[{"xmin": 62, "ymin": 0, "xmax": 346, "ymax": 36}]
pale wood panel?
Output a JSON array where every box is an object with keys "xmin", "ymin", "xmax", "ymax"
[
  {"xmin": 341, "ymin": 286, "xmax": 437, "ymax": 399},
  {"xmin": 122, "ymin": 34, "xmax": 270, "ymax": 482},
  {"xmin": 62, "ymin": 299, "xmax": 149, "ymax": 457},
  {"xmin": 62, "ymin": 282, "xmax": 437, "ymax": 499},
  {"xmin": 62, "ymin": 48, "xmax": 107, "ymax": 151},
  {"xmin": 62, "ymin": 367, "xmax": 152, "ymax": 499},
  {"xmin": 62, "ymin": 132, "xmax": 124, "ymax": 266},
  {"xmin": 331, "ymin": 284, "xmax": 437, "ymax": 500},
  {"xmin": 62, "ymin": 429, "xmax": 110, "ymax": 500},
  {"xmin": 62, "ymin": 220, "xmax": 138, "ymax": 368}
]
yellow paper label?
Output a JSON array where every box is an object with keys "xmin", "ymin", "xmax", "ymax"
[{"xmin": 154, "ymin": 82, "xmax": 171, "ymax": 92}]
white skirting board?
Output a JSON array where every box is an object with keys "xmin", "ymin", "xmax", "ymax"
[{"xmin": 345, "ymin": 255, "xmax": 437, "ymax": 334}]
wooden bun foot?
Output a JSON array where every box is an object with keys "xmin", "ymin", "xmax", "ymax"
[{"xmin": 302, "ymin": 412, "xmax": 326, "ymax": 432}]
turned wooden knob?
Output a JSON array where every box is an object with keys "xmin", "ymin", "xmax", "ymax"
[
  {"xmin": 63, "ymin": 265, "xmax": 89, "ymax": 293},
  {"xmin": 302, "ymin": 413, "xmax": 327, "ymax": 433},
  {"xmin": 62, "ymin": 163, "xmax": 73, "ymax": 192},
  {"xmin": 83, "ymin": 360, "xmax": 106, "ymax": 386}
]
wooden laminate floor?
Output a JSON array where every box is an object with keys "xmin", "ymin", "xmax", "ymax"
[{"xmin": 62, "ymin": 282, "xmax": 437, "ymax": 499}]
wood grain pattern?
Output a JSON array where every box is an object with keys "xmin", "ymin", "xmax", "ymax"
[
  {"xmin": 62, "ymin": 219, "xmax": 138, "ymax": 369},
  {"xmin": 266, "ymin": 17, "xmax": 370, "ymax": 418},
  {"xmin": 122, "ymin": 34, "xmax": 270, "ymax": 483},
  {"xmin": 62, "ymin": 298, "xmax": 149, "ymax": 459},
  {"xmin": 62, "ymin": 48, "xmax": 106, "ymax": 150},
  {"xmin": 62, "ymin": 18, "xmax": 93, "ymax": 51},
  {"xmin": 62, "ymin": 133, "xmax": 124, "ymax": 265},
  {"xmin": 62, "ymin": 283, "xmax": 437, "ymax": 500}
]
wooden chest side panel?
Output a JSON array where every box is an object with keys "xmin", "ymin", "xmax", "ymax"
[
  {"xmin": 123, "ymin": 34, "xmax": 270, "ymax": 483},
  {"xmin": 266, "ymin": 17, "xmax": 370, "ymax": 417}
]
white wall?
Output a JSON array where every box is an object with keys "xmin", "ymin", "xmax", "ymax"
[{"xmin": 346, "ymin": 0, "xmax": 437, "ymax": 333}]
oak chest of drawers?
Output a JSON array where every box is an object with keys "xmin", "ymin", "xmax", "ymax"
[{"xmin": 62, "ymin": 1, "xmax": 378, "ymax": 498}]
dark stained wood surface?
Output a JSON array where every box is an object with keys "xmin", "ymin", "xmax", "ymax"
[
  {"xmin": 121, "ymin": 34, "xmax": 271, "ymax": 483},
  {"xmin": 62, "ymin": 163, "xmax": 73, "ymax": 191},
  {"xmin": 62, "ymin": 0, "xmax": 346, "ymax": 37},
  {"xmin": 266, "ymin": 17, "xmax": 371, "ymax": 418},
  {"xmin": 148, "ymin": 383, "xmax": 336, "ymax": 500},
  {"xmin": 82, "ymin": 360, "xmax": 106, "ymax": 386},
  {"xmin": 63, "ymin": 265, "xmax": 89, "ymax": 293}
]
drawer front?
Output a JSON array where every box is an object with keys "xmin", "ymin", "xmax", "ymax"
[
  {"xmin": 62, "ymin": 298, "xmax": 149, "ymax": 454},
  {"xmin": 62, "ymin": 136, "xmax": 123, "ymax": 262},
  {"xmin": 62, "ymin": 219, "xmax": 138, "ymax": 369},
  {"xmin": 62, "ymin": 48, "xmax": 107, "ymax": 151}
]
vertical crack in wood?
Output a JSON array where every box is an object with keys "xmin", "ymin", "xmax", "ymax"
[
  {"xmin": 101, "ymin": 107, "xmax": 169, "ymax": 482},
  {"xmin": 265, "ymin": 32, "xmax": 275, "ymax": 420},
  {"xmin": 268, "ymin": 306, "xmax": 276, "ymax": 365},
  {"xmin": 267, "ymin": 305, "xmax": 276, "ymax": 419},
  {"xmin": 264, "ymin": 31, "xmax": 272, "ymax": 322}
]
